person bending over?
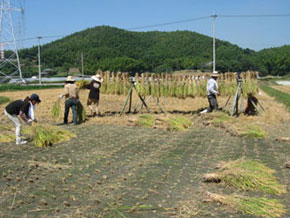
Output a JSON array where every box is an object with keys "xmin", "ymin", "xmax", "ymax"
[{"xmin": 4, "ymin": 94, "xmax": 41, "ymax": 144}]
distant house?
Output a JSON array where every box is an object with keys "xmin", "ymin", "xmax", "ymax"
[
  {"xmin": 42, "ymin": 68, "xmax": 56, "ymax": 76},
  {"xmin": 69, "ymin": 68, "xmax": 80, "ymax": 74}
]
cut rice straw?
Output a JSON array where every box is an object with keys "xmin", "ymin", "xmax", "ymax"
[
  {"xmin": 51, "ymin": 99, "xmax": 61, "ymax": 119},
  {"xmin": 204, "ymin": 192, "xmax": 285, "ymax": 218},
  {"xmin": 203, "ymin": 159, "xmax": 287, "ymax": 195},
  {"xmin": 33, "ymin": 125, "xmax": 76, "ymax": 147}
]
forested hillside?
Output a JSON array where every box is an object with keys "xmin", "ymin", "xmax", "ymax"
[{"xmin": 18, "ymin": 26, "xmax": 289, "ymax": 76}]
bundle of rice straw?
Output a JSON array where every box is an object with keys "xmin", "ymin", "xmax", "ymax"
[
  {"xmin": 204, "ymin": 192, "xmax": 285, "ymax": 218},
  {"xmin": 51, "ymin": 99, "xmax": 61, "ymax": 119},
  {"xmin": 77, "ymin": 102, "xmax": 86, "ymax": 123},
  {"xmin": 203, "ymin": 159, "xmax": 286, "ymax": 195},
  {"xmin": 33, "ymin": 125, "xmax": 76, "ymax": 147},
  {"xmin": 75, "ymin": 80, "xmax": 89, "ymax": 89}
]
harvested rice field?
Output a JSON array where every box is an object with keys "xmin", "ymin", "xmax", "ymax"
[
  {"xmin": 272, "ymin": 85, "xmax": 290, "ymax": 94},
  {"xmin": 0, "ymin": 88, "xmax": 290, "ymax": 217}
]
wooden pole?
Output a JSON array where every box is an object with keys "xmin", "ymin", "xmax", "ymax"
[{"xmin": 120, "ymin": 86, "xmax": 133, "ymax": 116}]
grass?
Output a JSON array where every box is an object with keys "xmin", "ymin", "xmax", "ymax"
[
  {"xmin": 260, "ymin": 84, "xmax": 290, "ymax": 111},
  {"xmin": 0, "ymin": 134, "xmax": 14, "ymax": 143},
  {"xmin": 137, "ymin": 114, "xmax": 155, "ymax": 128},
  {"xmin": 212, "ymin": 111, "xmax": 232, "ymax": 123},
  {"xmin": 205, "ymin": 192, "xmax": 285, "ymax": 218},
  {"xmin": 167, "ymin": 116, "xmax": 192, "ymax": 131},
  {"xmin": 0, "ymin": 96, "xmax": 10, "ymax": 105},
  {"xmin": 204, "ymin": 159, "xmax": 287, "ymax": 195},
  {"xmin": 241, "ymin": 125, "xmax": 267, "ymax": 138},
  {"xmin": 0, "ymin": 84, "xmax": 62, "ymax": 92}
]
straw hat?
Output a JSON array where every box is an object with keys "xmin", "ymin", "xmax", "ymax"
[
  {"xmin": 66, "ymin": 76, "xmax": 75, "ymax": 82},
  {"xmin": 91, "ymin": 74, "xmax": 103, "ymax": 83},
  {"xmin": 212, "ymin": 71, "xmax": 219, "ymax": 77}
]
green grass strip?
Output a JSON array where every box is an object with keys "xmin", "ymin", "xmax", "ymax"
[
  {"xmin": 137, "ymin": 114, "xmax": 155, "ymax": 128},
  {"xmin": 0, "ymin": 84, "xmax": 62, "ymax": 92},
  {"xmin": 0, "ymin": 96, "xmax": 10, "ymax": 105},
  {"xmin": 167, "ymin": 116, "xmax": 192, "ymax": 131},
  {"xmin": 260, "ymin": 84, "xmax": 290, "ymax": 111},
  {"xmin": 212, "ymin": 112, "xmax": 232, "ymax": 123},
  {"xmin": 241, "ymin": 125, "xmax": 267, "ymax": 138}
]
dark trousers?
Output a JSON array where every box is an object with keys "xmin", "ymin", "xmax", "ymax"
[
  {"xmin": 207, "ymin": 95, "xmax": 218, "ymax": 112},
  {"xmin": 64, "ymin": 98, "xmax": 78, "ymax": 124}
]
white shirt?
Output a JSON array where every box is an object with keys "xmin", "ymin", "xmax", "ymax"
[
  {"xmin": 28, "ymin": 102, "xmax": 35, "ymax": 120},
  {"xmin": 207, "ymin": 78, "xmax": 218, "ymax": 96}
]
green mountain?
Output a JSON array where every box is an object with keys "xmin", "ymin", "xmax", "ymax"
[
  {"xmin": 256, "ymin": 45, "xmax": 290, "ymax": 76},
  {"xmin": 18, "ymin": 26, "xmax": 289, "ymax": 76}
]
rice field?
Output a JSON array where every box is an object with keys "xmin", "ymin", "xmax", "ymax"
[{"xmin": 0, "ymin": 80, "xmax": 289, "ymax": 217}]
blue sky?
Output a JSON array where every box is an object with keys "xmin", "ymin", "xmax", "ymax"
[{"xmin": 14, "ymin": 0, "xmax": 290, "ymax": 50}]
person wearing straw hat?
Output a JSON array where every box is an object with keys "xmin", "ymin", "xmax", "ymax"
[
  {"xmin": 87, "ymin": 74, "xmax": 103, "ymax": 117},
  {"xmin": 4, "ymin": 94, "xmax": 41, "ymax": 145},
  {"xmin": 206, "ymin": 71, "xmax": 220, "ymax": 113},
  {"xmin": 59, "ymin": 76, "xmax": 79, "ymax": 125}
]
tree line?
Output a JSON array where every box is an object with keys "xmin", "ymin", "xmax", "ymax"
[{"xmin": 16, "ymin": 26, "xmax": 290, "ymax": 77}]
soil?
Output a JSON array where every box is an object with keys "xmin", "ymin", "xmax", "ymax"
[{"xmin": 0, "ymin": 88, "xmax": 289, "ymax": 217}]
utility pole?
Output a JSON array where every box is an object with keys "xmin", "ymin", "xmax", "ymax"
[
  {"xmin": 211, "ymin": 14, "xmax": 217, "ymax": 72},
  {"xmin": 37, "ymin": 36, "xmax": 42, "ymax": 85},
  {"xmin": 81, "ymin": 52, "xmax": 84, "ymax": 77}
]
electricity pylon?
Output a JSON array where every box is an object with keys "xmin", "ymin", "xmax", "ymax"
[{"xmin": 0, "ymin": 0, "xmax": 24, "ymax": 81}]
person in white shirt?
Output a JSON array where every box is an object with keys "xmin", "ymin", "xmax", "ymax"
[{"xmin": 206, "ymin": 71, "xmax": 220, "ymax": 112}]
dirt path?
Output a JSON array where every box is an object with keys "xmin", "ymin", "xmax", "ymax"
[{"xmin": 0, "ymin": 123, "xmax": 289, "ymax": 217}]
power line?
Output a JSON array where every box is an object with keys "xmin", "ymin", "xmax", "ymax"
[
  {"xmin": 218, "ymin": 13, "xmax": 290, "ymax": 18},
  {"xmin": 127, "ymin": 13, "xmax": 290, "ymax": 30},
  {"xmin": 128, "ymin": 15, "xmax": 211, "ymax": 30}
]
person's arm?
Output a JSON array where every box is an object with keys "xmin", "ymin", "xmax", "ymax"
[
  {"xmin": 60, "ymin": 85, "xmax": 69, "ymax": 99},
  {"xmin": 19, "ymin": 111, "xmax": 33, "ymax": 124},
  {"xmin": 19, "ymin": 111, "xmax": 28, "ymax": 121}
]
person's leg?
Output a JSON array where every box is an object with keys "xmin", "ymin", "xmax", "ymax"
[
  {"xmin": 95, "ymin": 99, "xmax": 99, "ymax": 115},
  {"xmin": 64, "ymin": 99, "xmax": 71, "ymax": 124},
  {"xmin": 212, "ymin": 95, "xmax": 219, "ymax": 111},
  {"xmin": 207, "ymin": 96, "xmax": 213, "ymax": 113},
  {"xmin": 72, "ymin": 100, "xmax": 78, "ymax": 125},
  {"xmin": 87, "ymin": 98, "xmax": 95, "ymax": 116},
  {"xmin": 5, "ymin": 110, "xmax": 23, "ymax": 144}
]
